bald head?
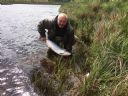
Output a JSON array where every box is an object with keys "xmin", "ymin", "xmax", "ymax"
[{"xmin": 57, "ymin": 13, "xmax": 68, "ymax": 28}]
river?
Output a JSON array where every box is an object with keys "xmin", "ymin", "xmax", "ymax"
[{"xmin": 0, "ymin": 4, "xmax": 60, "ymax": 96}]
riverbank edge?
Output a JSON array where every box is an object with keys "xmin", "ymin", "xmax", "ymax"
[{"xmin": 0, "ymin": 2, "xmax": 65, "ymax": 5}]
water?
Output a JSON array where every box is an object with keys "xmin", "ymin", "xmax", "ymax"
[{"xmin": 0, "ymin": 4, "xmax": 60, "ymax": 96}]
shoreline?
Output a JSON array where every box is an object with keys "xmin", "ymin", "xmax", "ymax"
[{"xmin": 0, "ymin": 2, "xmax": 65, "ymax": 5}]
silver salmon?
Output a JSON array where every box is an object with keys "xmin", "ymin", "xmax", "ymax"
[{"xmin": 45, "ymin": 30, "xmax": 71, "ymax": 56}]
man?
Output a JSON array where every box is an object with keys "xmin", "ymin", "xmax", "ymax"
[{"xmin": 37, "ymin": 13, "xmax": 75, "ymax": 57}]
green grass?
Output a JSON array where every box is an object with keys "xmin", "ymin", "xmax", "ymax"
[
  {"xmin": 61, "ymin": 1, "xmax": 128, "ymax": 96},
  {"xmin": 31, "ymin": 57, "xmax": 87, "ymax": 95},
  {"xmin": 30, "ymin": 0, "xmax": 128, "ymax": 96}
]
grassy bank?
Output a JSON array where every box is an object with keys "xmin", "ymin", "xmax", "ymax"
[
  {"xmin": 60, "ymin": 0, "xmax": 128, "ymax": 96},
  {"xmin": 31, "ymin": 0, "xmax": 128, "ymax": 96}
]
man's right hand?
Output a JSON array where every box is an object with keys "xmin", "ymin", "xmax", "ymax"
[{"xmin": 39, "ymin": 36, "xmax": 46, "ymax": 42}]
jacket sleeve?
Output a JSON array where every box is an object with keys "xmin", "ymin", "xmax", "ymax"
[
  {"xmin": 69, "ymin": 25, "xmax": 75, "ymax": 44},
  {"xmin": 38, "ymin": 19, "xmax": 52, "ymax": 37},
  {"xmin": 65, "ymin": 24, "xmax": 75, "ymax": 52},
  {"xmin": 37, "ymin": 20, "xmax": 46, "ymax": 37}
]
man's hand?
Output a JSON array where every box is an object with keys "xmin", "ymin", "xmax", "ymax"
[{"xmin": 39, "ymin": 36, "xmax": 46, "ymax": 42}]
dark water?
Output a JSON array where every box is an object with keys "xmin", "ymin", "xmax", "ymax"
[{"xmin": 0, "ymin": 4, "xmax": 60, "ymax": 96}]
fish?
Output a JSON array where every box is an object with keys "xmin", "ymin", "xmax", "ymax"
[{"xmin": 45, "ymin": 29, "xmax": 71, "ymax": 56}]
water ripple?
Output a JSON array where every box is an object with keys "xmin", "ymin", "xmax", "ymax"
[{"xmin": 0, "ymin": 4, "xmax": 60, "ymax": 96}]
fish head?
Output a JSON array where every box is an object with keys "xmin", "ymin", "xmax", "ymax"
[{"xmin": 59, "ymin": 51, "xmax": 71, "ymax": 56}]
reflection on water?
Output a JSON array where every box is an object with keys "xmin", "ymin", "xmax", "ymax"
[
  {"xmin": 0, "ymin": 4, "xmax": 60, "ymax": 95},
  {"xmin": 0, "ymin": 58, "xmax": 37, "ymax": 96}
]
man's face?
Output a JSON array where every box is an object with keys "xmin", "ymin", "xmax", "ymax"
[{"xmin": 57, "ymin": 16, "xmax": 67, "ymax": 28}]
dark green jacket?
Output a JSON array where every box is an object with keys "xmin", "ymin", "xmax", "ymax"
[{"xmin": 37, "ymin": 16, "xmax": 75, "ymax": 52}]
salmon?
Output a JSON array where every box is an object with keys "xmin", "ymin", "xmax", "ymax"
[{"xmin": 45, "ymin": 29, "xmax": 71, "ymax": 56}]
